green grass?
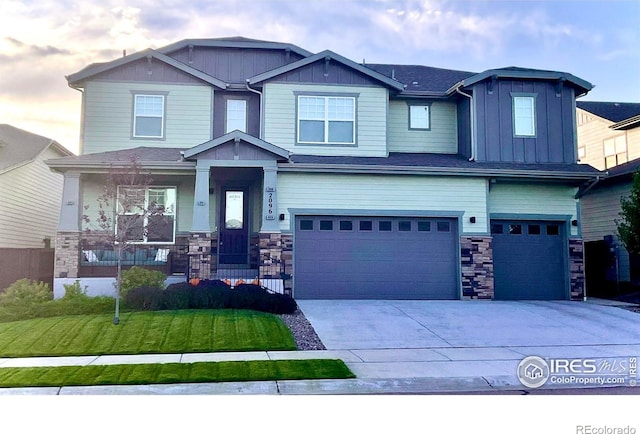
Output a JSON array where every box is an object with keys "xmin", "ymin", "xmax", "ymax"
[
  {"xmin": 0, "ymin": 310, "xmax": 296, "ymax": 357},
  {"xmin": 0, "ymin": 359, "xmax": 355, "ymax": 388}
]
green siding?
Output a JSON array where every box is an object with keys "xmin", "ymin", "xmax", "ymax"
[
  {"xmin": 488, "ymin": 183, "xmax": 579, "ymax": 236},
  {"xmin": 388, "ymin": 100, "xmax": 458, "ymax": 153},
  {"xmin": 82, "ymin": 81, "xmax": 212, "ymax": 154},
  {"xmin": 263, "ymin": 83, "xmax": 388, "ymax": 157},
  {"xmin": 277, "ymin": 173, "xmax": 487, "ymax": 233}
]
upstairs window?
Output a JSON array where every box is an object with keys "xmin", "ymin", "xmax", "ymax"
[
  {"xmin": 604, "ymin": 135, "xmax": 627, "ymax": 169},
  {"xmin": 226, "ymin": 99, "xmax": 247, "ymax": 133},
  {"xmin": 408, "ymin": 104, "xmax": 431, "ymax": 130},
  {"xmin": 512, "ymin": 94, "xmax": 536, "ymax": 137},
  {"xmin": 297, "ymin": 95, "xmax": 356, "ymax": 145},
  {"xmin": 133, "ymin": 94, "xmax": 165, "ymax": 138},
  {"xmin": 116, "ymin": 186, "xmax": 176, "ymax": 243}
]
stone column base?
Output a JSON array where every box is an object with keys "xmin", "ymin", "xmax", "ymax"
[
  {"xmin": 569, "ymin": 238, "xmax": 585, "ymax": 300},
  {"xmin": 189, "ymin": 232, "xmax": 212, "ymax": 280},
  {"xmin": 55, "ymin": 231, "xmax": 80, "ymax": 278},
  {"xmin": 461, "ymin": 236, "xmax": 494, "ymax": 300},
  {"xmin": 259, "ymin": 232, "xmax": 293, "ymax": 295}
]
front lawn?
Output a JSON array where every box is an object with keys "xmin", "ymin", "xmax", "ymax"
[
  {"xmin": 0, "ymin": 360, "xmax": 355, "ymax": 388},
  {"xmin": 0, "ymin": 310, "xmax": 296, "ymax": 357}
]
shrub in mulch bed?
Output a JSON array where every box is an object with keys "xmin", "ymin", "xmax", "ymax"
[{"xmin": 123, "ymin": 280, "xmax": 297, "ymax": 314}]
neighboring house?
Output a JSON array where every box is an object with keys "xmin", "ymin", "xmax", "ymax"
[
  {"xmin": 0, "ymin": 124, "xmax": 74, "ymax": 248},
  {"xmin": 576, "ymin": 102, "xmax": 640, "ymax": 290},
  {"xmin": 46, "ymin": 37, "xmax": 600, "ymax": 300},
  {"xmin": 0, "ymin": 124, "xmax": 73, "ymax": 290}
]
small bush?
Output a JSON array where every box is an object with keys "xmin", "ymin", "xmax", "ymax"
[
  {"xmin": 123, "ymin": 286, "xmax": 164, "ymax": 311},
  {"xmin": 189, "ymin": 280, "xmax": 231, "ymax": 309},
  {"xmin": 0, "ymin": 279, "xmax": 52, "ymax": 307},
  {"xmin": 232, "ymin": 284, "xmax": 298, "ymax": 314},
  {"xmin": 161, "ymin": 283, "xmax": 191, "ymax": 310},
  {"xmin": 120, "ymin": 267, "xmax": 166, "ymax": 297},
  {"xmin": 63, "ymin": 280, "xmax": 88, "ymax": 300}
]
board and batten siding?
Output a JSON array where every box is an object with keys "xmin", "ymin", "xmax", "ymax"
[
  {"xmin": 488, "ymin": 183, "xmax": 579, "ymax": 236},
  {"xmin": 277, "ymin": 173, "xmax": 487, "ymax": 233},
  {"xmin": 387, "ymin": 100, "xmax": 458, "ymax": 153},
  {"xmin": 0, "ymin": 147, "xmax": 65, "ymax": 248},
  {"xmin": 263, "ymin": 83, "xmax": 388, "ymax": 157},
  {"xmin": 82, "ymin": 81, "xmax": 213, "ymax": 155}
]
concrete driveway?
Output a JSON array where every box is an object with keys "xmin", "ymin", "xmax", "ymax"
[{"xmin": 297, "ymin": 299, "xmax": 640, "ymax": 350}]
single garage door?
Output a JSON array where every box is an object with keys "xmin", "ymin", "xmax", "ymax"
[
  {"xmin": 491, "ymin": 220, "xmax": 567, "ymax": 300},
  {"xmin": 294, "ymin": 216, "xmax": 459, "ymax": 299}
]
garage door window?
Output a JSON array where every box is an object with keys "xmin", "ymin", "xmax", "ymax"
[
  {"xmin": 418, "ymin": 221, "xmax": 431, "ymax": 232},
  {"xmin": 339, "ymin": 220, "xmax": 353, "ymax": 231},
  {"xmin": 379, "ymin": 221, "xmax": 392, "ymax": 231},
  {"xmin": 320, "ymin": 220, "xmax": 333, "ymax": 231},
  {"xmin": 528, "ymin": 224, "xmax": 541, "ymax": 235},
  {"xmin": 399, "ymin": 221, "xmax": 411, "ymax": 231},
  {"xmin": 359, "ymin": 220, "xmax": 373, "ymax": 231},
  {"xmin": 508, "ymin": 224, "xmax": 522, "ymax": 235},
  {"xmin": 299, "ymin": 220, "xmax": 313, "ymax": 231},
  {"xmin": 547, "ymin": 224, "xmax": 559, "ymax": 235},
  {"xmin": 491, "ymin": 223, "xmax": 503, "ymax": 234},
  {"xmin": 437, "ymin": 221, "xmax": 451, "ymax": 232}
]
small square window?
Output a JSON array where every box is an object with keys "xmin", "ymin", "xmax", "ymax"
[
  {"xmin": 299, "ymin": 220, "xmax": 313, "ymax": 231},
  {"xmin": 379, "ymin": 221, "xmax": 392, "ymax": 231},
  {"xmin": 528, "ymin": 224, "xmax": 541, "ymax": 235},
  {"xmin": 359, "ymin": 220, "xmax": 373, "ymax": 231},
  {"xmin": 547, "ymin": 225, "xmax": 559, "ymax": 236},
  {"xmin": 399, "ymin": 221, "xmax": 411, "ymax": 232},
  {"xmin": 437, "ymin": 221, "xmax": 450, "ymax": 232},
  {"xmin": 320, "ymin": 220, "xmax": 333, "ymax": 231},
  {"xmin": 491, "ymin": 224, "xmax": 503, "ymax": 235},
  {"xmin": 409, "ymin": 104, "xmax": 430, "ymax": 130},
  {"xmin": 509, "ymin": 224, "xmax": 522, "ymax": 235},
  {"xmin": 418, "ymin": 221, "xmax": 431, "ymax": 232},
  {"xmin": 339, "ymin": 220, "xmax": 353, "ymax": 231}
]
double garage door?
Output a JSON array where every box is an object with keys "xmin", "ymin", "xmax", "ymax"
[
  {"xmin": 294, "ymin": 216, "xmax": 458, "ymax": 299},
  {"xmin": 491, "ymin": 220, "xmax": 567, "ymax": 300}
]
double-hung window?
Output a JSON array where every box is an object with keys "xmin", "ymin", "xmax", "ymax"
[
  {"xmin": 512, "ymin": 94, "xmax": 536, "ymax": 137},
  {"xmin": 226, "ymin": 99, "xmax": 247, "ymax": 133},
  {"xmin": 133, "ymin": 94, "xmax": 165, "ymax": 138},
  {"xmin": 297, "ymin": 95, "xmax": 355, "ymax": 144},
  {"xmin": 604, "ymin": 135, "xmax": 627, "ymax": 169},
  {"xmin": 116, "ymin": 186, "xmax": 176, "ymax": 243}
]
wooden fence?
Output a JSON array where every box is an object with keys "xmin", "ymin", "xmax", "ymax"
[{"xmin": 0, "ymin": 248, "xmax": 55, "ymax": 291}]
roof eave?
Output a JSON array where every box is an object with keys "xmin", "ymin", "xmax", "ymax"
[
  {"xmin": 611, "ymin": 115, "xmax": 640, "ymax": 130},
  {"xmin": 158, "ymin": 39, "xmax": 313, "ymax": 58},
  {"xmin": 460, "ymin": 69, "xmax": 593, "ymax": 95}
]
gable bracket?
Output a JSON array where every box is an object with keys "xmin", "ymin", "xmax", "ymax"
[
  {"xmin": 556, "ymin": 78, "xmax": 566, "ymax": 97},
  {"xmin": 324, "ymin": 56, "xmax": 331, "ymax": 77},
  {"xmin": 146, "ymin": 54, "xmax": 153, "ymax": 76}
]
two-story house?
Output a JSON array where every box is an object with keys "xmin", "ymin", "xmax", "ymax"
[
  {"xmin": 47, "ymin": 37, "xmax": 599, "ymax": 300},
  {"xmin": 576, "ymin": 102, "xmax": 640, "ymax": 291}
]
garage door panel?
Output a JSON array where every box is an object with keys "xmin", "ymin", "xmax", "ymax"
[{"xmin": 294, "ymin": 216, "xmax": 459, "ymax": 299}]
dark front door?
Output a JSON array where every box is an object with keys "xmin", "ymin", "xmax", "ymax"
[{"xmin": 219, "ymin": 189, "xmax": 249, "ymax": 265}]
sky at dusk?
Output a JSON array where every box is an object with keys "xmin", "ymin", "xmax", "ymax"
[{"xmin": 1, "ymin": 0, "xmax": 639, "ymax": 154}]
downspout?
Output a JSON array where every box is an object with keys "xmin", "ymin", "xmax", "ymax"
[
  {"xmin": 68, "ymin": 83, "xmax": 85, "ymax": 154},
  {"xmin": 246, "ymin": 80, "xmax": 263, "ymax": 139},
  {"xmin": 455, "ymin": 85, "xmax": 476, "ymax": 161},
  {"xmin": 574, "ymin": 175, "xmax": 602, "ymax": 199}
]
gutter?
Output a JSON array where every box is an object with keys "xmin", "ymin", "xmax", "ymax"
[
  {"xmin": 454, "ymin": 84, "xmax": 476, "ymax": 161},
  {"xmin": 246, "ymin": 80, "xmax": 263, "ymax": 139},
  {"xmin": 574, "ymin": 175, "xmax": 602, "ymax": 199}
]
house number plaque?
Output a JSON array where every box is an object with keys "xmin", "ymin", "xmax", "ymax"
[{"xmin": 266, "ymin": 192, "xmax": 275, "ymax": 220}]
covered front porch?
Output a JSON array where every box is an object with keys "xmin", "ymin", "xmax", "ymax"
[{"xmin": 49, "ymin": 131, "xmax": 292, "ymax": 297}]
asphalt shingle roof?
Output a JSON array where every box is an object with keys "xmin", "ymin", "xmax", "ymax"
[
  {"xmin": 0, "ymin": 124, "xmax": 71, "ymax": 172},
  {"xmin": 365, "ymin": 64, "xmax": 476, "ymax": 93},
  {"xmin": 576, "ymin": 101, "xmax": 640, "ymax": 123}
]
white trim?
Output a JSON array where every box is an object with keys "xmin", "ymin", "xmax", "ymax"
[
  {"xmin": 133, "ymin": 94, "xmax": 165, "ymax": 138},
  {"xmin": 297, "ymin": 95, "xmax": 356, "ymax": 145}
]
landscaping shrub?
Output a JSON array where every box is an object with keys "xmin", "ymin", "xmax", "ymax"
[
  {"xmin": 120, "ymin": 266, "xmax": 166, "ymax": 297},
  {"xmin": 0, "ymin": 279, "xmax": 52, "ymax": 307},
  {"xmin": 123, "ymin": 286, "xmax": 164, "ymax": 311},
  {"xmin": 62, "ymin": 280, "xmax": 88, "ymax": 300},
  {"xmin": 232, "ymin": 284, "xmax": 297, "ymax": 314},
  {"xmin": 161, "ymin": 283, "xmax": 191, "ymax": 310},
  {"xmin": 189, "ymin": 279, "xmax": 231, "ymax": 309}
]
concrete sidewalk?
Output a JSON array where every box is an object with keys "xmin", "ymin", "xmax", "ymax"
[{"xmin": 0, "ymin": 342, "xmax": 638, "ymax": 395}]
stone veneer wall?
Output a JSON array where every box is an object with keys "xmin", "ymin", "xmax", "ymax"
[
  {"xmin": 259, "ymin": 233, "xmax": 293, "ymax": 294},
  {"xmin": 188, "ymin": 232, "xmax": 212, "ymax": 280},
  {"xmin": 55, "ymin": 231, "xmax": 80, "ymax": 278},
  {"xmin": 460, "ymin": 236, "xmax": 494, "ymax": 299},
  {"xmin": 569, "ymin": 238, "xmax": 585, "ymax": 300}
]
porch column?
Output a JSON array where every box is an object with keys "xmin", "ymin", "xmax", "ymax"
[
  {"xmin": 189, "ymin": 165, "xmax": 212, "ymax": 280},
  {"xmin": 260, "ymin": 165, "xmax": 279, "ymax": 232},
  {"xmin": 55, "ymin": 172, "xmax": 81, "ymax": 279},
  {"xmin": 191, "ymin": 165, "xmax": 211, "ymax": 232}
]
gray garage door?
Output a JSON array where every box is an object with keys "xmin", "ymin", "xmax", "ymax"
[
  {"xmin": 294, "ymin": 216, "xmax": 459, "ymax": 299},
  {"xmin": 491, "ymin": 220, "xmax": 567, "ymax": 300}
]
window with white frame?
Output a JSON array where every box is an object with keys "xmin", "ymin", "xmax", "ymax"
[
  {"xmin": 297, "ymin": 95, "xmax": 355, "ymax": 144},
  {"xmin": 409, "ymin": 104, "xmax": 430, "ymax": 130},
  {"xmin": 604, "ymin": 135, "xmax": 627, "ymax": 169},
  {"xmin": 133, "ymin": 95, "xmax": 165, "ymax": 138},
  {"xmin": 226, "ymin": 99, "xmax": 247, "ymax": 133},
  {"xmin": 116, "ymin": 186, "xmax": 176, "ymax": 243},
  {"xmin": 512, "ymin": 95, "xmax": 536, "ymax": 137}
]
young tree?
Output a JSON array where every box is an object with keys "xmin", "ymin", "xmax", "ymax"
[
  {"xmin": 83, "ymin": 155, "xmax": 167, "ymax": 324},
  {"xmin": 616, "ymin": 170, "xmax": 640, "ymax": 255}
]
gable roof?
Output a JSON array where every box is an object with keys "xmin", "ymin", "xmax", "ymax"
[
  {"xmin": 46, "ymin": 146, "xmax": 193, "ymax": 171},
  {"xmin": 457, "ymin": 66, "xmax": 593, "ymax": 96},
  {"xmin": 365, "ymin": 64, "xmax": 476, "ymax": 95},
  {"xmin": 67, "ymin": 49, "xmax": 229, "ymax": 89},
  {"xmin": 157, "ymin": 37, "xmax": 312, "ymax": 58},
  {"xmin": 248, "ymin": 50, "xmax": 405, "ymax": 92},
  {"xmin": 183, "ymin": 130, "xmax": 290, "ymax": 160},
  {"xmin": 576, "ymin": 101, "xmax": 640, "ymax": 125},
  {"xmin": 0, "ymin": 124, "xmax": 73, "ymax": 173}
]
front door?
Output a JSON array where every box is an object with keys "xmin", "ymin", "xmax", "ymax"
[{"xmin": 219, "ymin": 189, "xmax": 249, "ymax": 265}]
